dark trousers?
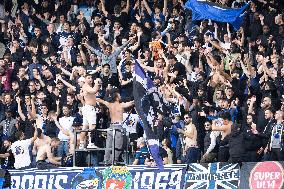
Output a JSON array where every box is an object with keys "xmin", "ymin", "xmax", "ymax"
[
  {"xmin": 242, "ymin": 150, "xmax": 261, "ymax": 162},
  {"xmin": 270, "ymin": 148, "xmax": 284, "ymax": 161},
  {"xmin": 36, "ymin": 161, "xmax": 58, "ymax": 170},
  {"xmin": 218, "ymin": 146, "xmax": 229, "ymax": 162},
  {"xmin": 182, "ymin": 147, "xmax": 200, "ymax": 164}
]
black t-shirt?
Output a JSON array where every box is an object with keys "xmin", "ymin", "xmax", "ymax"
[
  {"xmin": 45, "ymin": 120, "xmax": 59, "ymax": 138},
  {"xmin": 0, "ymin": 145, "xmax": 15, "ymax": 169},
  {"xmin": 100, "ymin": 74, "xmax": 119, "ymax": 89},
  {"xmin": 121, "ymin": 72, "xmax": 133, "ymax": 101},
  {"xmin": 173, "ymin": 62, "xmax": 186, "ymax": 77},
  {"xmin": 147, "ymin": 147, "xmax": 168, "ymax": 161},
  {"xmin": 0, "ymin": 148, "xmax": 14, "ymax": 169},
  {"xmin": 109, "ymin": 12, "xmax": 129, "ymax": 30}
]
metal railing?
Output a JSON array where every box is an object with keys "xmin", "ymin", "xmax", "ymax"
[{"xmin": 73, "ymin": 128, "xmax": 129, "ymax": 167}]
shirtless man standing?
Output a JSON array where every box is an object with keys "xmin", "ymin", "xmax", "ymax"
[
  {"xmin": 178, "ymin": 114, "xmax": 200, "ymax": 163},
  {"xmin": 36, "ymin": 137, "xmax": 61, "ymax": 169},
  {"xmin": 97, "ymin": 88, "xmax": 134, "ymax": 164},
  {"xmin": 79, "ymin": 74, "xmax": 100, "ymax": 149}
]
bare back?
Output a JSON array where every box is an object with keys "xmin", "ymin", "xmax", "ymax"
[{"xmin": 108, "ymin": 102, "xmax": 124, "ymax": 123}]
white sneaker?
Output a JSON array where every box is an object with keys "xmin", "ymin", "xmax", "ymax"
[
  {"xmin": 79, "ymin": 142, "xmax": 85, "ymax": 149},
  {"xmin": 87, "ymin": 143, "xmax": 98, "ymax": 149}
]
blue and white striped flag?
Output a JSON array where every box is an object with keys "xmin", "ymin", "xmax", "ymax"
[{"xmin": 133, "ymin": 62, "xmax": 167, "ymax": 169}]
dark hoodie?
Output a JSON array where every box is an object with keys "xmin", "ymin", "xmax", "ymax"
[{"xmin": 229, "ymin": 124, "xmax": 245, "ymax": 160}]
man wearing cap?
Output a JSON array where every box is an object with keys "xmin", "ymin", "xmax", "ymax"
[
  {"xmin": 97, "ymin": 88, "xmax": 134, "ymax": 164},
  {"xmin": 79, "ymin": 75, "xmax": 100, "ymax": 149},
  {"xmin": 132, "ymin": 137, "xmax": 149, "ymax": 165}
]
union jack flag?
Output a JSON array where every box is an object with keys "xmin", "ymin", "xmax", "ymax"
[{"xmin": 186, "ymin": 163, "xmax": 240, "ymax": 189}]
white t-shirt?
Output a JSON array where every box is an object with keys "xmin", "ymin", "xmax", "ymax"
[
  {"xmin": 58, "ymin": 116, "xmax": 75, "ymax": 141},
  {"xmin": 11, "ymin": 139, "xmax": 32, "ymax": 169}
]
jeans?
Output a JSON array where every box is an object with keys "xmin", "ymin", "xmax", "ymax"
[
  {"xmin": 91, "ymin": 152, "xmax": 98, "ymax": 166},
  {"xmin": 57, "ymin": 141, "xmax": 69, "ymax": 157},
  {"xmin": 182, "ymin": 147, "xmax": 200, "ymax": 164}
]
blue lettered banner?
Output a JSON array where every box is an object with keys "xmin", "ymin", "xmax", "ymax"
[
  {"xmin": 9, "ymin": 164, "xmax": 187, "ymax": 189},
  {"xmin": 185, "ymin": 163, "xmax": 240, "ymax": 189}
]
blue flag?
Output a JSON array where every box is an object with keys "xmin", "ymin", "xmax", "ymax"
[
  {"xmin": 185, "ymin": 0, "xmax": 249, "ymax": 30},
  {"xmin": 133, "ymin": 63, "xmax": 167, "ymax": 169}
]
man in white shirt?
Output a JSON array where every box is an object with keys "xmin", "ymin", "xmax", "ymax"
[
  {"xmin": 55, "ymin": 105, "xmax": 75, "ymax": 157},
  {"xmin": 11, "ymin": 126, "xmax": 37, "ymax": 169}
]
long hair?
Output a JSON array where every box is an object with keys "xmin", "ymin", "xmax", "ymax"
[{"xmin": 106, "ymin": 88, "xmax": 120, "ymax": 103}]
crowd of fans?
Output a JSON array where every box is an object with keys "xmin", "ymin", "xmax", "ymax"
[{"xmin": 0, "ymin": 0, "xmax": 283, "ymax": 169}]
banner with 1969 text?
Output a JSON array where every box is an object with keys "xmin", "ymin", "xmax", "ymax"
[{"xmin": 9, "ymin": 165, "xmax": 187, "ymax": 189}]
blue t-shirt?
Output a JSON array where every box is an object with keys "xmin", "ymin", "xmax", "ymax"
[{"xmin": 134, "ymin": 146, "xmax": 149, "ymax": 165}]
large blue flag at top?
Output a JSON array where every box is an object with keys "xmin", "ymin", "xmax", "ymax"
[
  {"xmin": 185, "ymin": 0, "xmax": 249, "ymax": 30},
  {"xmin": 133, "ymin": 62, "xmax": 168, "ymax": 169}
]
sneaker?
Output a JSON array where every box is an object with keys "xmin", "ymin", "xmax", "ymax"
[
  {"xmin": 87, "ymin": 143, "xmax": 98, "ymax": 149},
  {"xmin": 79, "ymin": 142, "xmax": 85, "ymax": 150}
]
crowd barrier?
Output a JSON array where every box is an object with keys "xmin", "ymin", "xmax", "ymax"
[{"xmin": 7, "ymin": 161, "xmax": 284, "ymax": 189}]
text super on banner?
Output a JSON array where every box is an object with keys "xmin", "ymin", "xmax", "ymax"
[
  {"xmin": 240, "ymin": 161, "xmax": 284, "ymax": 189},
  {"xmin": 9, "ymin": 165, "xmax": 187, "ymax": 189}
]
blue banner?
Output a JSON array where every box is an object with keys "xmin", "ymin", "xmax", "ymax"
[
  {"xmin": 185, "ymin": 0, "xmax": 249, "ymax": 30},
  {"xmin": 9, "ymin": 165, "xmax": 187, "ymax": 189}
]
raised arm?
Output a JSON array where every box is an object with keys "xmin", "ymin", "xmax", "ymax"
[
  {"xmin": 16, "ymin": 97, "xmax": 26, "ymax": 121},
  {"xmin": 57, "ymin": 74, "xmax": 76, "ymax": 91},
  {"xmin": 163, "ymin": 0, "xmax": 168, "ymax": 16},
  {"xmin": 78, "ymin": 45, "xmax": 87, "ymax": 65},
  {"xmin": 82, "ymin": 41, "xmax": 103, "ymax": 57},
  {"xmin": 30, "ymin": 95, "xmax": 37, "ymax": 119},
  {"xmin": 100, "ymin": 0, "xmax": 109, "ymax": 17},
  {"xmin": 139, "ymin": 61, "xmax": 155, "ymax": 72},
  {"xmin": 122, "ymin": 0, "xmax": 130, "ymax": 13},
  {"xmin": 96, "ymin": 98, "xmax": 110, "ymax": 107},
  {"xmin": 142, "ymin": 0, "xmax": 153, "ymax": 15},
  {"xmin": 121, "ymin": 101, "xmax": 135, "ymax": 109},
  {"xmin": 227, "ymin": 23, "xmax": 232, "ymax": 42},
  {"xmin": 30, "ymin": 124, "xmax": 38, "ymax": 143}
]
